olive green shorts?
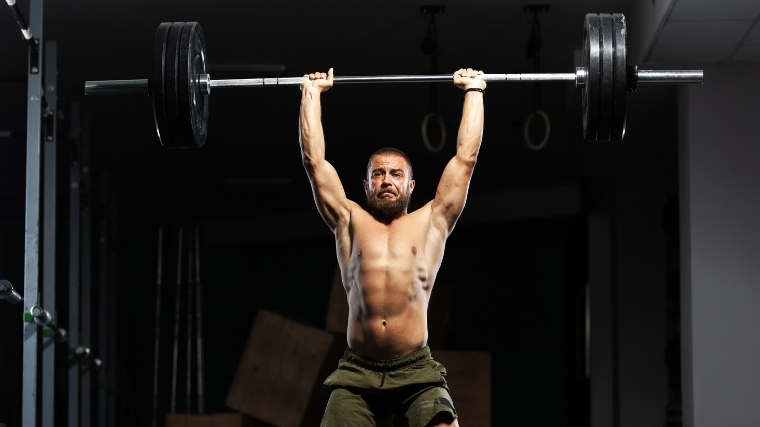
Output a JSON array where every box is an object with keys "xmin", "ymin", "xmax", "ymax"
[{"xmin": 320, "ymin": 346, "xmax": 457, "ymax": 427}]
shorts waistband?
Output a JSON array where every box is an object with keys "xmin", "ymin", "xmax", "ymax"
[{"xmin": 342, "ymin": 346, "xmax": 431, "ymax": 372}]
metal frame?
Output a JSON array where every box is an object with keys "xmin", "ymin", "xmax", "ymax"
[
  {"xmin": 22, "ymin": 1, "xmax": 43, "ymax": 426},
  {"xmin": 80, "ymin": 100, "xmax": 93, "ymax": 427},
  {"xmin": 108, "ymin": 197, "xmax": 119, "ymax": 427},
  {"xmin": 69, "ymin": 100, "xmax": 82, "ymax": 427},
  {"xmin": 41, "ymin": 39, "xmax": 57, "ymax": 427},
  {"xmin": 98, "ymin": 174, "xmax": 110, "ymax": 427}
]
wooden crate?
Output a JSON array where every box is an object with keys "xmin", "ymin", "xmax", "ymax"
[
  {"xmin": 165, "ymin": 413, "xmax": 256, "ymax": 427},
  {"xmin": 226, "ymin": 309, "xmax": 337, "ymax": 427},
  {"xmin": 324, "ymin": 266, "xmax": 348, "ymax": 334},
  {"xmin": 432, "ymin": 351, "xmax": 491, "ymax": 427}
]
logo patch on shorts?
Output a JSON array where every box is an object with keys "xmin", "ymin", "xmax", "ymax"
[{"xmin": 435, "ymin": 398, "xmax": 457, "ymax": 414}]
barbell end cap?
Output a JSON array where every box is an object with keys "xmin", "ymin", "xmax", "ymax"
[
  {"xmin": 92, "ymin": 358, "xmax": 103, "ymax": 370},
  {"xmin": 575, "ymin": 67, "xmax": 586, "ymax": 89}
]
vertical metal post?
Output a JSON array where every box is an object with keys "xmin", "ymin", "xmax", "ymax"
[
  {"xmin": 80, "ymin": 101, "xmax": 93, "ymax": 427},
  {"xmin": 69, "ymin": 101, "xmax": 82, "ymax": 427},
  {"xmin": 152, "ymin": 228, "xmax": 163, "ymax": 427},
  {"xmin": 107, "ymin": 194, "xmax": 118, "ymax": 427},
  {"xmin": 22, "ymin": 0, "xmax": 43, "ymax": 426},
  {"xmin": 194, "ymin": 227, "xmax": 205, "ymax": 413},
  {"xmin": 97, "ymin": 175, "xmax": 109, "ymax": 427},
  {"xmin": 186, "ymin": 244, "xmax": 193, "ymax": 412},
  {"xmin": 171, "ymin": 230, "xmax": 183, "ymax": 414},
  {"xmin": 41, "ymin": 39, "xmax": 57, "ymax": 427}
]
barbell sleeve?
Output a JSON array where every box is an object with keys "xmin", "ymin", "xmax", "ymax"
[{"xmin": 635, "ymin": 70, "xmax": 703, "ymax": 85}]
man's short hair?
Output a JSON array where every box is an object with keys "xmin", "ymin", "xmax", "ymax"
[{"xmin": 366, "ymin": 147, "xmax": 413, "ymax": 179}]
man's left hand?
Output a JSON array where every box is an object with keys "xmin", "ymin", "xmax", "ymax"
[{"xmin": 453, "ymin": 68, "xmax": 486, "ymax": 91}]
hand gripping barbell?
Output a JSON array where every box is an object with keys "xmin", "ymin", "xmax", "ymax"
[{"xmin": 84, "ymin": 14, "xmax": 703, "ymax": 148}]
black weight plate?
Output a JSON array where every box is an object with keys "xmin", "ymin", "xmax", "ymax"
[
  {"xmin": 164, "ymin": 22, "xmax": 186, "ymax": 148},
  {"xmin": 611, "ymin": 13, "xmax": 627, "ymax": 141},
  {"xmin": 178, "ymin": 22, "xmax": 209, "ymax": 148},
  {"xmin": 598, "ymin": 14, "xmax": 614, "ymax": 141},
  {"xmin": 152, "ymin": 22, "xmax": 172, "ymax": 147},
  {"xmin": 582, "ymin": 14, "xmax": 601, "ymax": 141}
]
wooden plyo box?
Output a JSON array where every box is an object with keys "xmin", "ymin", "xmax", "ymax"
[
  {"xmin": 324, "ymin": 266, "xmax": 348, "ymax": 334},
  {"xmin": 165, "ymin": 413, "xmax": 256, "ymax": 427},
  {"xmin": 226, "ymin": 309, "xmax": 337, "ymax": 427},
  {"xmin": 433, "ymin": 351, "xmax": 492, "ymax": 427}
]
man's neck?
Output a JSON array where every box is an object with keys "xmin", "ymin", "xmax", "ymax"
[{"xmin": 368, "ymin": 208, "xmax": 408, "ymax": 224}]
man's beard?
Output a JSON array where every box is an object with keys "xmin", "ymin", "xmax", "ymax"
[{"xmin": 366, "ymin": 190, "xmax": 411, "ymax": 222}]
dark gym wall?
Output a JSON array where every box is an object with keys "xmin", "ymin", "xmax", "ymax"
[{"xmin": 679, "ymin": 63, "xmax": 760, "ymax": 427}]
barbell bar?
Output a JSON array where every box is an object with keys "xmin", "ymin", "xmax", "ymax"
[
  {"xmin": 83, "ymin": 14, "xmax": 703, "ymax": 148},
  {"xmin": 84, "ymin": 69, "xmax": 703, "ymax": 94}
]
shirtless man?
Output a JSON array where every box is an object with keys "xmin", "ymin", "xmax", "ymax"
[{"xmin": 300, "ymin": 67, "xmax": 485, "ymax": 427}]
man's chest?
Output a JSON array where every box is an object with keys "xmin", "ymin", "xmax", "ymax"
[{"xmin": 349, "ymin": 216, "xmax": 430, "ymax": 260}]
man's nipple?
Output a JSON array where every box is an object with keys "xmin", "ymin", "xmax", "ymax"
[
  {"xmin": 411, "ymin": 246, "xmax": 417, "ymax": 256},
  {"xmin": 358, "ymin": 249, "xmax": 362, "ymax": 258}
]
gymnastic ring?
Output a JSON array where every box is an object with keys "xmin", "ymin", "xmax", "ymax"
[
  {"xmin": 523, "ymin": 109, "xmax": 551, "ymax": 151},
  {"xmin": 421, "ymin": 112, "xmax": 446, "ymax": 153}
]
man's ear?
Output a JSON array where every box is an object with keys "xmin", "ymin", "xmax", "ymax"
[
  {"xmin": 409, "ymin": 179, "xmax": 415, "ymax": 192},
  {"xmin": 363, "ymin": 180, "xmax": 369, "ymax": 193}
]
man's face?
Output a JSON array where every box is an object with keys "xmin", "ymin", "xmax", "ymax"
[{"xmin": 363, "ymin": 154, "xmax": 415, "ymax": 220}]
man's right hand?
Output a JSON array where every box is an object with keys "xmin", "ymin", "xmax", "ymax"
[{"xmin": 301, "ymin": 68, "xmax": 334, "ymax": 93}]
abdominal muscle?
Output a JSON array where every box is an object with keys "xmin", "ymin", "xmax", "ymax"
[{"xmin": 343, "ymin": 257, "xmax": 432, "ymax": 360}]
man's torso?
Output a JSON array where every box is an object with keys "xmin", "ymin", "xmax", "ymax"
[{"xmin": 335, "ymin": 200, "xmax": 446, "ymax": 360}]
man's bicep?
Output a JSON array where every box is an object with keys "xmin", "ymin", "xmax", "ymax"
[
  {"xmin": 307, "ymin": 160, "xmax": 352, "ymax": 230},
  {"xmin": 431, "ymin": 156, "xmax": 475, "ymax": 232}
]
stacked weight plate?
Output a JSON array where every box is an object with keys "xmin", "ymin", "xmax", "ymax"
[
  {"xmin": 152, "ymin": 22, "xmax": 209, "ymax": 148},
  {"xmin": 582, "ymin": 13, "xmax": 627, "ymax": 142}
]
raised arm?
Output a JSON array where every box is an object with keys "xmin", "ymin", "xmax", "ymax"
[
  {"xmin": 430, "ymin": 68, "xmax": 486, "ymax": 235},
  {"xmin": 299, "ymin": 68, "xmax": 352, "ymax": 232}
]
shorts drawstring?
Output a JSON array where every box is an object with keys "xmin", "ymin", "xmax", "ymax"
[{"xmin": 379, "ymin": 360, "xmax": 389, "ymax": 388}]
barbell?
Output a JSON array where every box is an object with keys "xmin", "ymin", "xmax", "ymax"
[{"xmin": 84, "ymin": 14, "xmax": 703, "ymax": 148}]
